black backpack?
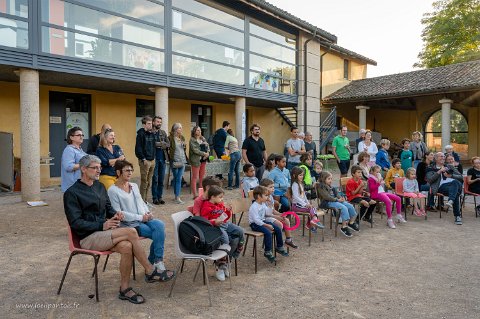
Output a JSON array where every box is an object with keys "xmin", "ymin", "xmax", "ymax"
[{"xmin": 179, "ymin": 216, "xmax": 223, "ymax": 255}]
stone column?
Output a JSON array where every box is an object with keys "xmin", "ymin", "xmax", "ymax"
[
  {"xmin": 356, "ymin": 105, "xmax": 370, "ymax": 130},
  {"xmin": 235, "ymin": 97, "xmax": 246, "ymax": 144},
  {"xmin": 155, "ymin": 87, "xmax": 169, "ymax": 131},
  {"xmin": 440, "ymin": 98, "xmax": 453, "ymax": 150},
  {"xmin": 19, "ymin": 69, "xmax": 40, "ymax": 201}
]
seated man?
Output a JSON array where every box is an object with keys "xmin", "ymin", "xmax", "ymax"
[
  {"xmin": 64, "ymin": 155, "xmax": 175, "ymax": 304},
  {"xmin": 426, "ymin": 152, "xmax": 464, "ymax": 225}
]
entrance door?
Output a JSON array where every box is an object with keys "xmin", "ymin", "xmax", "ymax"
[
  {"xmin": 49, "ymin": 92, "xmax": 91, "ymax": 177},
  {"xmin": 191, "ymin": 104, "xmax": 212, "ymax": 141}
]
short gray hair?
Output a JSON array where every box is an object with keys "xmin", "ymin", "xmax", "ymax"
[
  {"xmin": 445, "ymin": 144, "xmax": 453, "ymax": 151},
  {"xmin": 79, "ymin": 155, "xmax": 101, "ymax": 168}
]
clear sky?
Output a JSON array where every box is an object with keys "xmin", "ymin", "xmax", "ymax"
[{"xmin": 267, "ymin": 0, "xmax": 437, "ymax": 78}]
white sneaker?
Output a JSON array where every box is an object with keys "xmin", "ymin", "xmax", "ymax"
[
  {"xmin": 174, "ymin": 197, "xmax": 184, "ymax": 204},
  {"xmin": 215, "ymin": 268, "xmax": 225, "ymax": 281},
  {"xmin": 220, "ymin": 263, "xmax": 230, "ymax": 278},
  {"xmin": 387, "ymin": 218, "xmax": 396, "ymax": 229},
  {"xmin": 396, "ymin": 214, "xmax": 407, "ymax": 223},
  {"xmin": 445, "ymin": 200, "xmax": 453, "ymax": 209}
]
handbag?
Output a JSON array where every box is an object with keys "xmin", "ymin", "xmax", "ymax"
[{"xmin": 172, "ymin": 161, "xmax": 184, "ymax": 168}]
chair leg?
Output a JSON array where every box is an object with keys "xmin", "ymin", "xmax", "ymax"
[
  {"xmin": 322, "ymin": 215, "xmax": 325, "ymax": 242},
  {"xmin": 102, "ymin": 254, "xmax": 109, "ymax": 273},
  {"xmin": 243, "ymin": 235, "xmax": 250, "ymax": 257},
  {"xmin": 203, "ymin": 260, "xmax": 212, "ymax": 307},
  {"xmin": 202, "ymin": 260, "xmax": 207, "ymax": 286},
  {"xmin": 168, "ymin": 260, "xmax": 183, "ymax": 298},
  {"xmin": 180, "ymin": 259, "xmax": 185, "ymax": 273},
  {"xmin": 57, "ymin": 253, "xmax": 75, "ymax": 295},
  {"xmin": 227, "ymin": 255, "xmax": 232, "ymax": 289},
  {"xmin": 253, "ymin": 237, "xmax": 257, "ymax": 274},
  {"xmin": 237, "ymin": 212, "xmax": 243, "ymax": 226},
  {"xmin": 329, "ymin": 211, "xmax": 333, "ymax": 230},
  {"xmin": 132, "ymin": 257, "xmax": 136, "ymax": 281},
  {"xmin": 93, "ymin": 255, "xmax": 100, "ymax": 302},
  {"xmin": 234, "ymin": 258, "xmax": 238, "ymax": 276},
  {"xmin": 193, "ymin": 260, "xmax": 202, "ymax": 282}
]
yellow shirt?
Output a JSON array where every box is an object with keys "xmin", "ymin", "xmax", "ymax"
[{"xmin": 385, "ymin": 167, "xmax": 405, "ymax": 189}]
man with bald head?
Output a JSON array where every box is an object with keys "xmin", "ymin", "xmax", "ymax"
[
  {"xmin": 87, "ymin": 123, "xmax": 112, "ymax": 155},
  {"xmin": 426, "ymin": 152, "xmax": 463, "ymax": 225}
]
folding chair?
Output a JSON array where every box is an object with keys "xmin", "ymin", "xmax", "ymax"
[
  {"xmin": 168, "ymin": 211, "xmax": 232, "ymax": 307},
  {"xmin": 462, "ymin": 176, "xmax": 479, "ymax": 217},
  {"xmin": 394, "ymin": 177, "xmax": 427, "ymax": 221},
  {"xmin": 57, "ymin": 225, "xmax": 114, "ymax": 302}
]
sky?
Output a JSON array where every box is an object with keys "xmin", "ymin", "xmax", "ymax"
[{"xmin": 267, "ymin": 0, "xmax": 437, "ymax": 78}]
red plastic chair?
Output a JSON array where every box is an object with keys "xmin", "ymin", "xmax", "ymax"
[
  {"xmin": 394, "ymin": 177, "xmax": 426, "ymax": 220},
  {"xmin": 462, "ymin": 176, "xmax": 479, "ymax": 217},
  {"xmin": 57, "ymin": 225, "xmax": 114, "ymax": 302}
]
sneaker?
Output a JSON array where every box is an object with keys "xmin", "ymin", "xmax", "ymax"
[
  {"xmin": 220, "ymin": 263, "xmax": 230, "ymax": 278},
  {"xmin": 310, "ymin": 219, "xmax": 325, "ymax": 229},
  {"xmin": 285, "ymin": 239, "xmax": 298, "ymax": 249},
  {"xmin": 159, "ymin": 199, "xmax": 165, "ymax": 205},
  {"xmin": 174, "ymin": 198, "xmax": 184, "ymax": 204},
  {"xmin": 305, "ymin": 223, "xmax": 317, "ymax": 233},
  {"xmin": 445, "ymin": 200, "xmax": 453, "ymax": 209},
  {"xmin": 476, "ymin": 205, "xmax": 480, "ymax": 215},
  {"xmin": 396, "ymin": 214, "xmax": 407, "ymax": 223},
  {"xmin": 414, "ymin": 209, "xmax": 423, "ymax": 217},
  {"xmin": 347, "ymin": 222, "xmax": 360, "ymax": 232},
  {"xmin": 454, "ymin": 216, "xmax": 463, "ymax": 225},
  {"xmin": 275, "ymin": 246, "xmax": 289, "ymax": 257},
  {"xmin": 153, "ymin": 199, "xmax": 160, "ymax": 205},
  {"xmin": 226, "ymin": 186, "xmax": 233, "ymax": 190},
  {"xmin": 264, "ymin": 251, "xmax": 276, "ymax": 263},
  {"xmin": 215, "ymin": 268, "xmax": 225, "ymax": 281},
  {"xmin": 387, "ymin": 218, "xmax": 396, "ymax": 229},
  {"xmin": 339, "ymin": 227, "xmax": 353, "ymax": 237}
]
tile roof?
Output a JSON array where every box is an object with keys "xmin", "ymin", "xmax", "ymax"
[{"xmin": 323, "ymin": 59, "xmax": 480, "ymax": 104}]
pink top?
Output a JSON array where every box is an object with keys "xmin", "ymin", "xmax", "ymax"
[
  {"xmin": 367, "ymin": 175, "xmax": 382, "ymax": 199},
  {"xmin": 192, "ymin": 196, "xmax": 207, "ymax": 216}
]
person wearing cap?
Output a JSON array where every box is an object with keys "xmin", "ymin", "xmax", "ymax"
[{"xmin": 355, "ymin": 129, "xmax": 366, "ymax": 153}]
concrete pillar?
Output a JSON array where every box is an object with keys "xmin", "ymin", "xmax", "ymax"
[
  {"xmin": 356, "ymin": 105, "xmax": 370, "ymax": 130},
  {"xmin": 440, "ymin": 98, "xmax": 453, "ymax": 150},
  {"xmin": 235, "ymin": 97, "xmax": 246, "ymax": 144},
  {"xmin": 19, "ymin": 68, "xmax": 41, "ymax": 201},
  {"xmin": 155, "ymin": 87, "xmax": 169, "ymax": 131}
]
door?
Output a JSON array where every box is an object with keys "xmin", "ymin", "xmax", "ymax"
[
  {"xmin": 191, "ymin": 104, "xmax": 212, "ymax": 141},
  {"xmin": 49, "ymin": 92, "xmax": 91, "ymax": 177}
]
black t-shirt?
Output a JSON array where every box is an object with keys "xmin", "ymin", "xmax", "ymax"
[
  {"xmin": 242, "ymin": 136, "xmax": 266, "ymax": 167},
  {"xmin": 467, "ymin": 168, "xmax": 480, "ymax": 193}
]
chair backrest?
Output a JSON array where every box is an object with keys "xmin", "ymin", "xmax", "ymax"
[
  {"xmin": 67, "ymin": 224, "xmax": 81, "ymax": 252},
  {"xmin": 340, "ymin": 177, "xmax": 352, "ymax": 192},
  {"xmin": 171, "ymin": 211, "xmax": 194, "ymax": 258},
  {"xmin": 230, "ymin": 198, "xmax": 252, "ymax": 215},
  {"xmin": 394, "ymin": 177, "xmax": 405, "ymax": 194},
  {"xmin": 247, "ymin": 190, "xmax": 254, "ymax": 201},
  {"xmin": 463, "ymin": 176, "xmax": 470, "ymax": 193}
]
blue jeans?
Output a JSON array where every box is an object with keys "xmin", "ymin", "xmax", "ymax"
[
  {"xmin": 137, "ymin": 219, "xmax": 165, "ymax": 264},
  {"xmin": 414, "ymin": 160, "xmax": 421, "ymax": 169},
  {"xmin": 438, "ymin": 180, "xmax": 462, "ymax": 216},
  {"xmin": 171, "ymin": 165, "xmax": 185, "ymax": 197},
  {"xmin": 228, "ymin": 151, "xmax": 241, "ymax": 188},
  {"xmin": 326, "ymin": 201, "xmax": 357, "ymax": 222},
  {"xmin": 152, "ymin": 159, "xmax": 166, "ymax": 200},
  {"xmin": 219, "ymin": 222, "xmax": 244, "ymax": 254},
  {"xmin": 274, "ymin": 190, "xmax": 290, "ymax": 213},
  {"xmin": 250, "ymin": 221, "xmax": 283, "ymax": 252}
]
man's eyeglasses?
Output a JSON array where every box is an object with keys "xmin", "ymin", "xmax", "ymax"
[
  {"xmin": 87, "ymin": 166, "xmax": 102, "ymax": 171},
  {"xmin": 73, "ymin": 134, "xmax": 84, "ymax": 137}
]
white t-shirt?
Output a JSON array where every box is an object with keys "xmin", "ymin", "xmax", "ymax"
[
  {"xmin": 286, "ymin": 138, "xmax": 305, "ymax": 163},
  {"xmin": 358, "ymin": 141, "xmax": 378, "ymax": 162}
]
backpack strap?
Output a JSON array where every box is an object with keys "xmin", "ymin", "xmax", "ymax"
[{"xmin": 182, "ymin": 220, "xmax": 205, "ymax": 244}]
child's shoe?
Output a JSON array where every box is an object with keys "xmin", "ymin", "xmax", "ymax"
[
  {"xmin": 387, "ymin": 218, "xmax": 396, "ymax": 229},
  {"xmin": 305, "ymin": 223, "xmax": 317, "ymax": 233},
  {"xmin": 339, "ymin": 227, "xmax": 353, "ymax": 237},
  {"xmin": 263, "ymin": 251, "xmax": 276, "ymax": 263},
  {"xmin": 220, "ymin": 263, "xmax": 230, "ymax": 278},
  {"xmin": 215, "ymin": 267, "xmax": 225, "ymax": 281},
  {"xmin": 310, "ymin": 218, "xmax": 324, "ymax": 229},
  {"xmin": 421, "ymin": 209, "xmax": 426, "ymax": 216},
  {"xmin": 396, "ymin": 214, "xmax": 407, "ymax": 223},
  {"xmin": 285, "ymin": 238, "xmax": 298, "ymax": 249},
  {"xmin": 275, "ymin": 246, "xmax": 289, "ymax": 257}
]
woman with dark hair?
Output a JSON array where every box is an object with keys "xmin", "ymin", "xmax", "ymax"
[
  {"xmin": 61, "ymin": 126, "xmax": 86, "ymax": 192},
  {"xmin": 262, "ymin": 153, "xmax": 277, "ymax": 180},
  {"xmin": 417, "ymin": 151, "xmax": 435, "ymax": 210},
  {"xmin": 96, "ymin": 128, "xmax": 125, "ymax": 190},
  {"xmin": 224, "ymin": 128, "xmax": 241, "ymax": 190},
  {"xmin": 107, "ymin": 160, "xmax": 175, "ymax": 281},
  {"xmin": 189, "ymin": 126, "xmax": 209, "ymax": 198},
  {"xmin": 169, "ymin": 123, "xmax": 187, "ymax": 204},
  {"xmin": 467, "ymin": 157, "xmax": 480, "ymax": 214}
]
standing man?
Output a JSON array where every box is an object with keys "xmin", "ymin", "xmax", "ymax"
[
  {"xmin": 242, "ymin": 123, "xmax": 267, "ymax": 180},
  {"xmin": 286, "ymin": 127, "xmax": 307, "ymax": 171},
  {"xmin": 304, "ymin": 131, "xmax": 317, "ymax": 161},
  {"xmin": 332, "ymin": 126, "xmax": 351, "ymax": 178},
  {"xmin": 63, "ymin": 155, "xmax": 175, "ymax": 304},
  {"xmin": 152, "ymin": 116, "xmax": 169, "ymax": 205},
  {"xmin": 213, "ymin": 120, "xmax": 230, "ymax": 179},
  {"xmin": 87, "ymin": 123, "xmax": 112, "ymax": 155},
  {"xmin": 135, "ymin": 116, "xmax": 156, "ymax": 202}
]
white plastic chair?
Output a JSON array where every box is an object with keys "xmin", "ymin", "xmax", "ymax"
[{"xmin": 168, "ymin": 211, "xmax": 232, "ymax": 306}]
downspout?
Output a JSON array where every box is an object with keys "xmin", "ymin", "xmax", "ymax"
[{"xmin": 303, "ymin": 29, "xmax": 317, "ymax": 132}]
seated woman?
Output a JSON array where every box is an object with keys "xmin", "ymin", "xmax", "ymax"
[
  {"xmin": 107, "ymin": 160, "xmax": 175, "ymax": 280},
  {"xmin": 467, "ymin": 156, "xmax": 480, "ymax": 214}
]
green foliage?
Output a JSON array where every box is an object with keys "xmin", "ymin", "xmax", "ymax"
[
  {"xmin": 427, "ymin": 109, "xmax": 468, "ymax": 143},
  {"xmin": 416, "ymin": 0, "xmax": 480, "ymax": 68}
]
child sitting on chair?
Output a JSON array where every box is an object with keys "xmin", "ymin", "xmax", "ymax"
[
  {"xmin": 260, "ymin": 178, "xmax": 298, "ymax": 249},
  {"xmin": 248, "ymin": 186, "xmax": 289, "ymax": 263},
  {"xmin": 192, "ymin": 176, "xmax": 222, "ymax": 216},
  {"xmin": 200, "ymin": 185, "xmax": 245, "ymax": 281},
  {"xmin": 241, "ymin": 163, "xmax": 259, "ymax": 198},
  {"xmin": 385, "ymin": 158, "xmax": 405, "ymax": 191},
  {"xmin": 403, "ymin": 167, "xmax": 427, "ymax": 216},
  {"xmin": 346, "ymin": 165, "xmax": 377, "ymax": 224}
]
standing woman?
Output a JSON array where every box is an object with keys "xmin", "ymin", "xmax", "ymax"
[
  {"xmin": 96, "ymin": 128, "xmax": 125, "ymax": 190},
  {"xmin": 189, "ymin": 126, "xmax": 209, "ymax": 199},
  {"xmin": 410, "ymin": 131, "xmax": 427, "ymax": 169},
  {"xmin": 357, "ymin": 130, "xmax": 378, "ymax": 165},
  {"xmin": 169, "ymin": 123, "xmax": 187, "ymax": 204},
  {"xmin": 61, "ymin": 126, "xmax": 87, "ymax": 192},
  {"xmin": 225, "ymin": 128, "xmax": 241, "ymax": 190}
]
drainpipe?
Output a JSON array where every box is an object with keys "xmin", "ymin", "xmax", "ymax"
[{"xmin": 303, "ymin": 29, "xmax": 317, "ymax": 132}]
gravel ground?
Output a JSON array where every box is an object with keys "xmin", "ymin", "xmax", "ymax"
[{"xmin": 1, "ymin": 181, "xmax": 479, "ymax": 319}]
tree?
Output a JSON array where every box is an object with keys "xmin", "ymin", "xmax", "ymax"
[{"xmin": 415, "ymin": 0, "xmax": 480, "ymax": 68}]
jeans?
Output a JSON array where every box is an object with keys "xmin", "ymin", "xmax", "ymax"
[
  {"xmin": 274, "ymin": 190, "xmax": 290, "ymax": 213},
  {"xmin": 254, "ymin": 164, "xmax": 265, "ymax": 181},
  {"xmin": 219, "ymin": 222, "xmax": 244, "ymax": 254},
  {"xmin": 171, "ymin": 165, "xmax": 185, "ymax": 197},
  {"xmin": 414, "ymin": 160, "xmax": 421, "ymax": 169},
  {"xmin": 438, "ymin": 180, "xmax": 462, "ymax": 216},
  {"xmin": 326, "ymin": 201, "xmax": 357, "ymax": 222},
  {"xmin": 152, "ymin": 159, "xmax": 166, "ymax": 200},
  {"xmin": 228, "ymin": 151, "xmax": 241, "ymax": 188},
  {"xmin": 250, "ymin": 221, "xmax": 284, "ymax": 252},
  {"xmin": 137, "ymin": 219, "xmax": 165, "ymax": 264}
]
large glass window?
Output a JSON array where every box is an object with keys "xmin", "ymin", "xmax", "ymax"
[
  {"xmin": 425, "ymin": 109, "xmax": 468, "ymax": 158},
  {"xmin": 249, "ymin": 72, "xmax": 296, "ymax": 94},
  {"xmin": 250, "ymin": 36, "xmax": 295, "ymax": 64},
  {"xmin": 172, "ymin": 10, "xmax": 243, "ymax": 49},
  {"xmin": 0, "ymin": 0, "xmax": 28, "ymax": 18},
  {"xmin": 0, "ymin": 17, "xmax": 28, "ymax": 49},
  {"xmin": 250, "ymin": 54, "xmax": 295, "ymax": 79},
  {"xmin": 42, "ymin": 27, "xmax": 164, "ymax": 72},
  {"xmin": 173, "ymin": 54, "xmax": 243, "ymax": 85},
  {"xmin": 250, "ymin": 22, "xmax": 295, "ymax": 48},
  {"xmin": 173, "ymin": 32, "xmax": 243, "ymax": 67}
]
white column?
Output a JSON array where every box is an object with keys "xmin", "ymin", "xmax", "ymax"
[
  {"xmin": 440, "ymin": 98, "xmax": 453, "ymax": 150},
  {"xmin": 155, "ymin": 87, "xmax": 169, "ymax": 131},
  {"xmin": 19, "ymin": 69, "xmax": 41, "ymax": 201},
  {"xmin": 235, "ymin": 97, "xmax": 246, "ymax": 144},
  {"xmin": 356, "ymin": 105, "xmax": 370, "ymax": 130}
]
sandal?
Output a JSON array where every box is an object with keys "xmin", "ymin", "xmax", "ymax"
[
  {"xmin": 145, "ymin": 268, "xmax": 176, "ymax": 283},
  {"xmin": 118, "ymin": 287, "xmax": 145, "ymax": 304}
]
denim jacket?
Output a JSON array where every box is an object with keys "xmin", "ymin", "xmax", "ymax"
[{"xmin": 269, "ymin": 167, "xmax": 290, "ymax": 195}]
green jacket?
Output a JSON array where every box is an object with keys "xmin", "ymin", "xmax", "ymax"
[
  {"xmin": 299, "ymin": 164, "xmax": 313, "ymax": 186},
  {"xmin": 189, "ymin": 137, "xmax": 209, "ymax": 167}
]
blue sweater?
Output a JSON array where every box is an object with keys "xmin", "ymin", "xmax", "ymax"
[
  {"xmin": 96, "ymin": 145, "xmax": 122, "ymax": 177},
  {"xmin": 269, "ymin": 166, "xmax": 290, "ymax": 195},
  {"xmin": 376, "ymin": 149, "xmax": 391, "ymax": 170}
]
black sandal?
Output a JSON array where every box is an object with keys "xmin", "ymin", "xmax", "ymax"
[
  {"xmin": 118, "ymin": 287, "xmax": 145, "ymax": 304},
  {"xmin": 145, "ymin": 268, "xmax": 176, "ymax": 283}
]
